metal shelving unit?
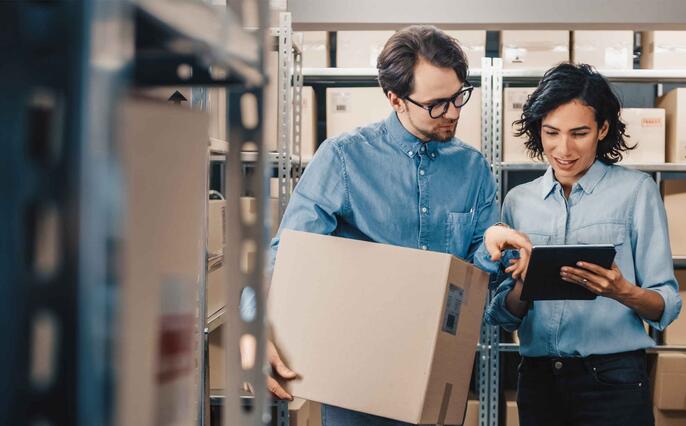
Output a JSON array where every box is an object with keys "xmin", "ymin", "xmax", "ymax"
[{"xmin": 1, "ymin": 1, "xmax": 278, "ymax": 426}]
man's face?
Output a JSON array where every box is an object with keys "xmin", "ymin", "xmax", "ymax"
[{"xmin": 400, "ymin": 58, "xmax": 464, "ymax": 142}]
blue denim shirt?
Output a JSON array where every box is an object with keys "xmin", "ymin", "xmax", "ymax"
[
  {"xmin": 485, "ymin": 160, "xmax": 682, "ymax": 357},
  {"xmin": 268, "ymin": 111, "xmax": 499, "ymax": 272}
]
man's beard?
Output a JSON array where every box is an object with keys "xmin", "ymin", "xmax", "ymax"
[{"xmin": 408, "ymin": 114, "xmax": 457, "ymax": 142}]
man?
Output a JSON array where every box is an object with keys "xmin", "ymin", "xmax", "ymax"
[{"xmin": 266, "ymin": 25, "xmax": 531, "ymax": 425}]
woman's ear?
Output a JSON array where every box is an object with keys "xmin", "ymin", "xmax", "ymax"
[
  {"xmin": 388, "ymin": 91, "xmax": 405, "ymax": 113},
  {"xmin": 598, "ymin": 120, "xmax": 610, "ymax": 141}
]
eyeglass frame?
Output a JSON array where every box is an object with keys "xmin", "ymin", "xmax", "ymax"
[{"xmin": 404, "ymin": 84, "xmax": 475, "ymax": 119}]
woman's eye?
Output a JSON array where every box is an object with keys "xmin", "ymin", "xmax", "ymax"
[
  {"xmin": 544, "ymin": 131, "xmax": 558, "ymax": 136},
  {"xmin": 573, "ymin": 133, "xmax": 589, "ymax": 137}
]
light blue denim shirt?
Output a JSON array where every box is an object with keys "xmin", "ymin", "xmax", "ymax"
[
  {"xmin": 485, "ymin": 160, "xmax": 682, "ymax": 357},
  {"xmin": 267, "ymin": 112, "xmax": 499, "ymax": 273}
]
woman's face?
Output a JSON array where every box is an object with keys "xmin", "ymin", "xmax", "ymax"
[{"xmin": 540, "ymin": 99, "xmax": 609, "ymax": 187}]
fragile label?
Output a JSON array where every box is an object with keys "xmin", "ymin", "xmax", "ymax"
[{"xmin": 442, "ymin": 284, "xmax": 464, "ymax": 335}]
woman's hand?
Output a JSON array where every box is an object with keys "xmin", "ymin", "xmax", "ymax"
[{"xmin": 560, "ymin": 261, "xmax": 632, "ymax": 299}]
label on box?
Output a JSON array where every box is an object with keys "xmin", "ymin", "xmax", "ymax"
[
  {"xmin": 442, "ymin": 284, "xmax": 464, "ymax": 335},
  {"xmin": 332, "ymin": 92, "xmax": 351, "ymax": 113},
  {"xmin": 641, "ymin": 117, "xmax": 663, "ymax": 127}
]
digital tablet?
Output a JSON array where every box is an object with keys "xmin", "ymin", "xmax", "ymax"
[{"xmin": 520, "ymin": 244, "xmax": 616, "ymax": 301}]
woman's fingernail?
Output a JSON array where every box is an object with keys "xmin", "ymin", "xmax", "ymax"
[{"xmin": 576, "ymin": 262, "xmax": 583, "ymax": 267}]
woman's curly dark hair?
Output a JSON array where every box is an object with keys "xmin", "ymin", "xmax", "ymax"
[{"xmin": 514, "ymin": 63, "xmax": 634, "ymax": 164}]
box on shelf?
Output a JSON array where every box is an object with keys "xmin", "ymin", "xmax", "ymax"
[
  {"xmin": 572, "ymin": 31, "xmax": 634, "ymax": 70},
  {"xmin": 462, "ymin": 399, "xmax": 480, "ymax": 426},
  {"xmin": 505, "ymin": 391, "xmax": 519, "ymax": 426},
  {"xmin": 641, "ymin": 31, "xmax": 686, "ymax": 69},
  {"xmin": 663, "ymin": 180, "xmax": 686, "ymax": 257},
  {"xmin": 302, "ymin": 31, "xmax": 330, "ymax": 68},
  {"xmin": 336, "ymin": 31, "xmax": 395, "ymax": 68},
  {"xmin": 503, "ymin": 87, "xmax": 537, "ymax": 163},
  {"xmin": 116, "ymin": 98, "xmax": 207, "ymax": 426},
  {"xmin": 618, "ymin": 108, "xmax": 666, "ymax": 164},
  {"xmin": 208, "ymin": 199, "xmax": 225, "ymax": 256},
  {"xmin": 652, "ymin": 352, "xmax": 686, "ymax": 410},
  {"xmin": 208, "ymin": 326, "xmax": 225, "ymax": 391},
  {"xmin": 455, "ymin": 87, "xmax": 482, "ymax": 152},
  {"xmin": 501, "ymin": 31, "xmax": 570, "ymax": 70},
  {"xmin": 654, "ymin": 407, "xmax": 686, "ymax": 426},
  {"xmin": 326, "ymin": 87, "xmax": 390, "ymax": 139},
  {"xmin": 289, "ymin": 398, "xmax": 323, "ymax": 426},
  {"xmin": 663, "ymin": 270, "xmax": 686, "ymax": 345},
  {"xmin": 445, "ymin": 30, "xmax": 487, "ymax": 70},
  {"xmin": 657, "ymin": 88, "xmax": 686, "ymax": 163},
  {"xmin": 208, "ymin": 88, "xmax": 226, "ymax": 141},
  {"xmin": 268, "ymin": 230, "xmax": 489, "ymax": 425}
]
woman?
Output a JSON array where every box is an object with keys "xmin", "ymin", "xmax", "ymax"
[{"xmin": 485, "ymin": 63, "xmax": 682, "ymax": 426}]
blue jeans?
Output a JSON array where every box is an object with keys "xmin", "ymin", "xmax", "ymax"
[
  {"xmin": 321, "ymin": 404, "xmax": 415, "ymax": 426},
  {"xmin": 517, "ymin": 350, "xmax": 654, "ymax": 426}
]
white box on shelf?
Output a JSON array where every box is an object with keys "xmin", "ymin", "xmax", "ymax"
[
  {"xmin": 501, "ymin": 31, "xmax": 570, "ymax": 70},
  {"xmin": 455, "ymin": 87, "xmax": 482, "ymax": 152},
  {"xmin": 657, "ymin": 88, "xmax": 686, "ymax": 163},
  {"xmin": 302, "ymin": 31, "xmax": 329, "ymax": 68},
  {"xmin": 618, "ymin": 108, "xmax": 666, "ymax": 164},
  {"xmin": 445, "ymin": 30, "xmax": 487, "ymax": 70},
  {"xmin": 336, "ymin": 31, "xmax": 395, "ymax": 68},
  {"xmin": 572, "ymin": 31, "xmax": 634, "ymax": 70},
  {"xmin": 326, "ymin": 87, "xmax": 390, "ymax": 139},
  {"xmin": 641, "ymin": 31, "xmax": 686, "ymax": 69},
  {"xmin": 503, "ymin": 87, "xmax": 537, "ymax": 163}
]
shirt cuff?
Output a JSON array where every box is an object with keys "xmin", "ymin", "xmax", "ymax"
[
  {"xmin": 484, "ymin": 278, "xmax": 524, "ymax": 332},
  {"xmin": 473, "ymin": 242, "xmax": 499, "ymax": 274},
  {"xmin": 644, "ymin": 285, "xmax": 683, "ymax": 331}
]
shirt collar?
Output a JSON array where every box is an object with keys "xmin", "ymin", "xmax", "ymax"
[
  {"xmin": 540, "ymin": 159, "xmax": 609, "ymax": 199},
  {"xmin": 384, "ymin": 112, "xmax": 440, "ymax": 159}
]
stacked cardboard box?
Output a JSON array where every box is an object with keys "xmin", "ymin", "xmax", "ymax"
[
  {"xmin": 326, "ymin": 87, "xmax": 390, "ymax": 139},
  {"xmin": 572, "ymin": 31, "xmax": 634, "ymax": 69},
  {"xmin": 116, "ymin": 97, "xmax": 208, "ymax": 426},
  {"xmin": 455, "ymin": 87, "xmax": 483, "ymax": 152},
  {"xmin": 663, "ymin": 180, "xmax": 686, "ymax": 257},
  {"xmin": 268, "ymin": 230, "xmax": 489, "ymax": 425},
  {"xmin": 289, "ymin": 398, "xmax": 323, "ymax": 426},
  {"xmin": 445, "ymin": 30, "xmax": 487, "ymax": 69},
  {"xmin": 619, "ymin": 108, "xmax": 666, "ymax": 164},
  {"xmin": 503, "ymin": 87, "xmax": 538, "ymax": 163},
  {"xmin": 336, "ymin": 31, "xmax": 395, "ymax": 68},
  {"xmin": 657, "ymin": 88, "xmax": 686, "ymax": 163},
  {"xmin": 652, "ymin": 352, "xmax": 686, "ymax": 425},
  {"xmin": 501, "ymin": 31, "xmax": 570, "ymax": 70},
  {"xmin": 302, "ymin": 31, "xmax": 329, "ymax": 68},
  {"xmin": 641, "ymin": 31, "xmax": 686, "ymax": 69},
  {"xmin": 663, "ymin": 270, "xmax": 686, "ymax": 345},
  {"xmin": 505, "ymin": 391, "xmax": 519, "ymax": 426}
]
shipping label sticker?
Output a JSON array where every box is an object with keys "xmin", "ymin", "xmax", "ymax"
[{"xmin": 442, "ymin": 284, "xmax": 464, "ymax": 335}]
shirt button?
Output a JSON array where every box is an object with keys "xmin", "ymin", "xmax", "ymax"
[
  {"xmin": 421, "ymin": 207, "xmax": 428, "ymax": 214},
  {"xmin": 421, "ymin": 245, "xmax": 427, "ymax": 250},
  {"xmin": 431, "ymin": 153, "xmax": 436, "ymax": 158},
  {"xmin": 420, "ymin": 146, "xmax": 426, "ymax": 153},
  {"xmin": 419, "ymin": 169, "xmax": 425, "ymax": 176},
  {"xmin": 554, "ymin": 361, "xmax": 563, "ymax": 370},
  {"xmin": 407, "ymin": 150, "xmax": 413, "ymax": 156}
]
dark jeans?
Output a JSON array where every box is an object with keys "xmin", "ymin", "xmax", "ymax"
[{"xmin": 517, "ymin": 350, "xmax": 654, "ymax": 426}]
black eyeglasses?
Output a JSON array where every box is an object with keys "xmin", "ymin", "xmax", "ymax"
[{"xmin": 405, "ymin": 85, "xmax": 475, "ymax": 119}]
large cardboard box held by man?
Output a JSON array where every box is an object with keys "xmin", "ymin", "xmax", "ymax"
[{"xmin": 268, "ymin": 230, "xmax": 489, "ymax": 425}]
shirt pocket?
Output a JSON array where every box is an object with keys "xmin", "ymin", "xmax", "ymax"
[
  {"xmin": 573, "ymin": 222, "xmax": 628, "ymax": 266},
  {"xmin": 445, "ymin": 210, "xmax": 476, "ymax": 259},
  {"xmin": 526, "ymin": 232, "xmax": 552, "ymax": 246}
]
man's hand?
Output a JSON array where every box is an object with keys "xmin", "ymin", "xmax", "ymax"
[
  {"xmin": 267, "ymin": 340, "xmax": 297, "ymax": 400},
  {"xmin": 484, "ymin": 225, "xmax": 532, "ymax": 280}
]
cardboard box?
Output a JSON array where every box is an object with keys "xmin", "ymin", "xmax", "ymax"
[
  {"xmin": 654, "ymin": 407, "xmax": 686, "ymax": 426},
  {"xmin": 116, "ymin": 98, "xmax": 207, "ymax": 426},
  {"xmin": 501, "ymin": 31, "xmax": 570, "ymax": 70},
  {"xmin": 572, "ymin": 31, "xmax": 634, "ymax": 70},
  {"xmin": 208, "ymin": 199, "xmax": 225, "ymax": 256},
  {"xmin": 299, "ymin": 86, "xmax": 318, "ymax": 160},
  {"xmin": 326, "ymin": 87, "xmax": 390, "ymax": 139},
  {"xmin": 503, "ymin": 87, "xmax": 537, "ymax": 163},
  {"xmin": 302, "ymin": 31, "xmax": 329, "ymax": 68},
  {"xmin": 462, "ymin": 400, "xmax": 480, "ymax": 426},
  {"xmin": 289, "ymin": 398, "xmax": 323, "ymax": 426},
  {"xmin": 445, "ymin": 31, "xmax": 487, "ymax": 70},
  {"xmin": 619, "ymin": 108, "xmax": 666, "ymax": 164},
  {"xmin": 652, "ymin": 353, "xmax": 686, "ymax": 410},
  {"xmin": 268, "ymin": 230, "xmax": 489, "ymax": 425},
  {"xmin": 208, "ymin": 87, "xmax": 226, "ymax": 141},
  {"xmin": 663, "ymin": 180, "xmax": 686, "ymax": 257},
  {"xmin": 336, "ymin": 31, "xmax": 395, "ymax": 68},
  {"xmin": 641, "ymin": 31, "xmax": 686, "ymax": 69},
  {"xmin": 455, "ymin": 87, "xmax": 482, "ymax": 152},
  {"xmin": 664, "ymin": 270, "xmax": 686, "ymax": 345},
  {"xmin": 657, "ymin": 88, "xmax": 686, "ymax": 163},
  {"xmin": 208, "ymin": 326, "xmax": 225, "ymax": 392},
  {"xmin": 505, "ymin": 391, "xmax": 519, "ymax": 426}
]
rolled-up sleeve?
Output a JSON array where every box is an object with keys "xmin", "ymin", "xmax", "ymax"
[
  {"xmin": 484, "ymin": 194, "xmax": 525, "ymax": 331},
  {"xmin": 632, "ymin": 176, "xmax": 682, "ymax": 330}
]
